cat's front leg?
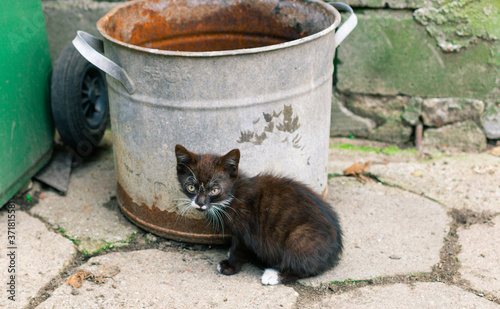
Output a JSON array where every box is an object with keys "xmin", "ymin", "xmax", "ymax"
[{"xmin": 217, "ymin": 237, "xmax": 250, "ymax": 276}]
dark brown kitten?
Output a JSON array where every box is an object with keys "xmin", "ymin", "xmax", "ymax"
[{"xmin": 175, "ymin": 145, "xmax": 342, "ymax": 285}]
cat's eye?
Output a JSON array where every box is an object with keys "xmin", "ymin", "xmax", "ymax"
[
  {"xmin": 209, "ymin": 188, "xmax": 220, "ymax": 196},
  {"xmin": 186, "ymin": 184, "xmax": 196, "ymax": 192}
]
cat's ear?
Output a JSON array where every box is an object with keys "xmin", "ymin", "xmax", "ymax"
[
  {"xmin": 175, "ymin": 145, "xmax": 196, "ymax": 165},
  {"xmin": 220, "ymin": 149, "xmax": 240, "ymax": 178}
]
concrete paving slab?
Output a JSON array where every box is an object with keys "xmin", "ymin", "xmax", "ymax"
[
  {"xmin": 458, "ymin": 215, "xmax": 500, "ymax": 298},
  {"xmin": 308, "ymin": 282, "xmax": 498, "ymax": 308},
  {"xmin": 300, "ymin": 178, "xmax": 449, "ymax": 286},
  {"xmin": 38, "ymin": 249, "xmax": 298, "ymax": 309},
  {"xmin": 0, "ymin": 208, "xmax": 76, "ymax": 309},
  {"xmin": 369, "ymin": 154, "xmax": 500, "ymax": 212},
  {"xmin": 30, "ymin": 138, "xmax": 141, "ymax": 255}
]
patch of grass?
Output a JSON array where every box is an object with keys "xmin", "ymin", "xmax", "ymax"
[
  {"xmin": 79, "ymin": 233, "xmax": 140, "ymax": 256},
  {"xmin": 125, "ymin": 232, "xmax": 141, "ymax": 244},
  {"xmin": 52, "ymin": 225, "xmax": 82, "ymax": 247},
  {"xmin": 380, "ymin": 146, "xmax": 418, "ymax": 156},
  {"xmin": 330, "ymin": 143, "xmax": 418, "ymax": 156},
  {"xmin": 80, "ymin": 249, "xmax": 94, "ymax": 256},
  {"xmin": 54, "ymin": 226, "xmax": 66, "ymax": 234},
  {"xmin": 328, "ymin": 173, "xmax": 343, "ymax": 179},
  {"xmin": 330, "ymin": 278, "xmax": 368, "ymax": 285},
  {"xmin": 330, "ymin": 143, "xmax": 381, "ymax": 153}
]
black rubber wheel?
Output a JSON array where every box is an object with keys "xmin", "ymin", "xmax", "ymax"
[{"xmin": 51, "ymin": 42, "xmax": 109, "ymax": 157}]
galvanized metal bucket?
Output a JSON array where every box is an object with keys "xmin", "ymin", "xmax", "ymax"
[{"xmin": 73, "ymin": 0, "xmax": 357, "ymax": 244}]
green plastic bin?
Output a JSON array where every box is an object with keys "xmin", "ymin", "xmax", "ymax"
[{"xmin": 0, "ymin": 0, "xmax": 54, "ymax": 207}]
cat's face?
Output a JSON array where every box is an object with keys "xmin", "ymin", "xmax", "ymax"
[{"xmin": 174, "ymin": 145, "xmax": 240, "ymax": 213}]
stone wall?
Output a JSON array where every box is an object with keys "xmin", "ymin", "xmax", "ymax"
[
  {"xmin": 332, "ymin": 0, "xmax": 500, "ymax": 151},
  {"xmin": 42, "ymin": 0, "xmax": 500, "ymax": 151}
]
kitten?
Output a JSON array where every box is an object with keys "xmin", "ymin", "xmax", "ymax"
[{"xmin": 174, "ymin": 145, "xmax": 342, "ymax": 285}]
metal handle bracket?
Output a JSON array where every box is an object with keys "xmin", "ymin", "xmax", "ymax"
[
  {"xmin": 72, "ymin": 31, "xmax": 136, "ymax": 94},
  {"xmin": 329, "ymin": 2, "xmax": 357, "ymax": 48}
]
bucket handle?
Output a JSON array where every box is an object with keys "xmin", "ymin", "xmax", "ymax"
[
  {"xmin": 72, "ymin": 31, "xmax": 136, "ymax": 94},
  {"xmin": 328, "ymin": 2, "xmax": 357, "ymax": 48}
]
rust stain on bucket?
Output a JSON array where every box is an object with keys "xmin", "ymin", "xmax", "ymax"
[
  {"xmin": 117, "ymin": 183, "xmax": 230, "ymax": 244},
  {"xmin": 101, "ymin": 0, "xmax": 308, "ymax": 52}
]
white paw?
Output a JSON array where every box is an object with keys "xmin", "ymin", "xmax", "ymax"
[
  {"xmin": 217, "ymin": 263, "xmax": 222, "ymax": 274},
  {"xmin": 261, "ymin": 268, "xmax": 281, "ymax": 285}
]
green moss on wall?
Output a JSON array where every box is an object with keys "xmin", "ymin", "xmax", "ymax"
[
  {"xmin": 337, "ymin": 11, "xmax": 500, "ymax": 99},
  {"xmin": 414, "ymin": 0, "xmax": 500, "ymax": 52}
]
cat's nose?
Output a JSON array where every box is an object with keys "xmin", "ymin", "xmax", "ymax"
[
  {"xmin": 195, "ymin": 201, "xmax": 208, "ymax": 212},
  {"xmin": 195, "ymin": 196, "xmax": 206, "ymax": 207}
]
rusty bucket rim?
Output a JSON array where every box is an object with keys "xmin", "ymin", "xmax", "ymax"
[
  {"xmin": 119, "ymin": 199, "xmax": 231, "ymax": 244},
  {"xmin": 96, "ymin": 0, "xmax": 341, "ymax": 58},
  {"xmin": 117, "ymin": 182, "xmax": 231, "ymax": 244}
]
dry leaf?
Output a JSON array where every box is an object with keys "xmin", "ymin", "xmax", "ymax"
[
  {"xmin": 343, "ymin": 162, "xmax": 372, "ymax": 183},
  {"xmin": 489, "ymin": 147, "xmax": 500, "ymax": 156},
  {"xmin": 343, "ymin": 162, "xmax": 371, "ymax": 176},
  {"xmin": 66, "ymin": 266, "xmax": 120, "ymax": 288},
  {"xmin": 66, "ymin": 270, "xmax": 91, "ymax": 288},
  {"xmin": 66, "ymin": 273, "xmax": 82, "ymax": 288},
  {"xmin": 412, "ymin": 170, "xmax": 423, "ymax": 177}
]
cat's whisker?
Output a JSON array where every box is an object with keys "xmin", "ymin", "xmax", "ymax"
[
  {"xmin": 215, "ymin": 210, "xmax": 225, "ymax": 234},
  {"xmin": 177, "ymin": 204, "xmax": 191, "ymax": 216},
  {"xmin": 208, "ymin": 206, "xmax": 225, "ymax": 234},
  {"xmin": 172, "ymin": 198, "xmax": 191, "ymax": 202},
  {"xmin": 215, "ymin": 196, "xmax": 234, "ymax": 207},
  {"xmin": 181, "ymin": 203, "xmax": 193, "ymax": 216},
  {"xmin": 210, "ymin": 203, "xmax": 233, "ymax": 223},
  {"xmin": 205, "ymin": 210, "xmax": 213, "ymax": 229},
  {"xmin": 212, "ymin": 198, "xmax": 235, "ymax": 216},
  {"xmin": 207, "ymin": 209, "xmax": 218, "ymax": 232},
  {"xmin": 222, "ymin": 203, "xmax": 235, "ymax": 212},
  {"xmin": 228, "ymin": 194, "xmax": 243, "ymax": 205},
  {"xmin": 220, "ymin": 207, "xmax": 232, "ymax": 219},
  {"xmin": 174, "ymin": 201, "xmax": 194, "ymax": 226},
  {"xmin": 172, "ymin": 198, "xmax": 191, "ymax": 210},
  {"xmin": 214, "ymin": 208, "xmax": 223, "ymax": 233},
  {"xmin": 216, "ymin": 207, "xmax": 233, "ymax": 223}
]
